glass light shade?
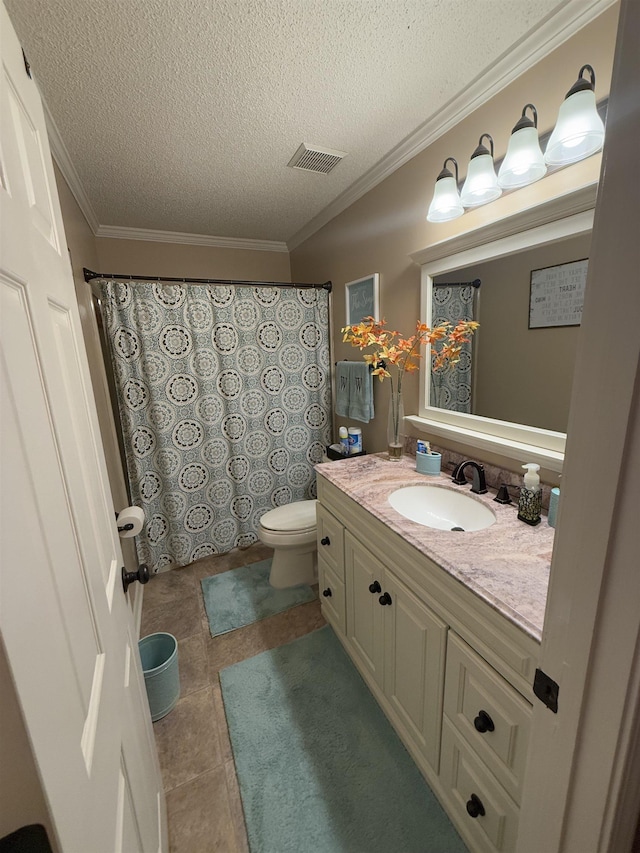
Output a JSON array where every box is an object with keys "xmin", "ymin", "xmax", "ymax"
[
  {"xmin": 460, "ymin": 153, "xmax": 502, "ymax": 207},
  {"xmin": 544, "ymin": 89, "xmax": 604, "ymax": 165},
  {"xmin": 427, "ymin": 175, "xmax": 464, "ymax": 223},
  {"xmin": 498, "ymin": 126, "xmax": 547, "ymax": 189}
]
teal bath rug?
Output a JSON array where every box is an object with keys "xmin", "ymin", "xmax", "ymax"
[
  {"xmin": 220, "ymin": 626, "xmax": 467, "ymax": 853},
  {"xmin": 201, "ymin": 559, "xmax": 315, "ymax": 637}
]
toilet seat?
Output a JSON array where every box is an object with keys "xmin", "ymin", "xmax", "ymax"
[{"xmin": 259, "ymin": 500, "xmax": 317, "ymax": 534}]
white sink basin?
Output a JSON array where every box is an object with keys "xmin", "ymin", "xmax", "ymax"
[{"xmin": 388, "ymin": 485, "xmax": 496, "ymax": 532}]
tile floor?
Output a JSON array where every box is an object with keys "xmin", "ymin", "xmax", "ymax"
[{"xmin": 140, "ymin": 543, "xmax": 326, "ymax": 853}]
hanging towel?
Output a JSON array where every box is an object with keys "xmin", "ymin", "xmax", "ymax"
[
  {"xmin": 347, "ymin": 361, "xmax": 375, "ymax": 422},
  {"xmin": 335, "ymin": 361, "xmax": 375, "ymax": 422},
  {"xmin": 335, "ymin": 361, "xmax": 351, "ymax": 418}
]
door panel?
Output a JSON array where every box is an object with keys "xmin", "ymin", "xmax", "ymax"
[
  {"xmin": 345, "ymin": 531, "xmax": 385, "ymax": 687},
  {"xmin": 383, "ymin": 571, "xmax": 447, "ymax": 771},
  {"xmin": 0, "ymin": 6, "xmax": 165, "ymax": 851}
]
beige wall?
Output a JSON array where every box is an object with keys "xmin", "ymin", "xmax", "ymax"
[
  {"xmin": 436, "ymin": 233, "xmax": 592, "ymax": 433},
  {"xmin": 290, "ymin": 5, "xmax": 619, "ymax": 471},
  {"xmin": 95, "ymin": 237, "xmax": 291, "ymax": 282}
]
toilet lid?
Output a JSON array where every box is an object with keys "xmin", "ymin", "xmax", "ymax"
[{"xmin": 260, "ymin": 500, "xmax": 318, "ymax": 533}]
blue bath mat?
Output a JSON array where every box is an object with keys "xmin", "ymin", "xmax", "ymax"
[
  {"xmin": 220, "ymin": 625, "xmax": 468, "ymax": 853},
  {"xmin": 201, "ymin": 559, "xmax": 316, "ymax": 637}
]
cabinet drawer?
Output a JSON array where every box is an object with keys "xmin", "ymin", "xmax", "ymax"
[
  {"xmin": 440, "ymin": 718, "xmax": 519, "ymax": 853},
  {"xmin": 318, "ymin": 559, "xmax": 346, "ymax": 635},
  {"xmin": 316, "ymin": 504, "xmax": 345, "ymax": 579},
  {"xmin": 444, "ymin": 632, "xmax": 531, "ymax": 804}
]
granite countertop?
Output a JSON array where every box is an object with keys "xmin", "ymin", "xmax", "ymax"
[{"xmin": 316, "ymin": 453, "xmax": 554, "ymax": 642}]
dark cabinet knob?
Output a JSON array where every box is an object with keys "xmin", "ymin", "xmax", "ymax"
[
  {"xmin": 466, "ymin": 793, "xmax": 486, "ymax": 819},
  {"xmin": 369, "ymin": 580, "xmax": 381, "ymax": 594},
  {"xmin": 322, "ymin": 588, "xmax": 332, "ymax": 597},
  {"xmin": 321, "ymin": 536, "xmax": 331, "ymax": 546},
  {"xmin": 379, "ymin": 592, "xmax": 392, "ymax": 606},
  {"xmin": 122, "ymin": 563, "xmax": 149, "ymax": 594},
  {"xmin": 473, "ymin": 710, "xmax": 495, "ymax": 733}
]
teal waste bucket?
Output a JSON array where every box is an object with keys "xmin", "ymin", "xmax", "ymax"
[{"xmin": 138, "ymin": 632, "xmax": 180, "ymax": 722}]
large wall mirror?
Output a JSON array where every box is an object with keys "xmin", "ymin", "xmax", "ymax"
[{"xmin": 409, "ymin": 186, "xmax": 597, "ymax": 472}]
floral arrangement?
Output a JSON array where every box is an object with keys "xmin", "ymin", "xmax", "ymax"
[{"xmin": 341, "ymin": 316, "xmax": 479, "ymax": 456}]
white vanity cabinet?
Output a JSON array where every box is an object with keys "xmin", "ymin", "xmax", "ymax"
[
  {"xmin": 317, "ymin": 502, "xmax": 346, "ymax": 634},
  {"xmin": 345, "ymin": 530, "xmax": 447, "ymax": 772},
  {"xmin": 316, "ymin": 473, "xmax": 540, "ymax": 853}
]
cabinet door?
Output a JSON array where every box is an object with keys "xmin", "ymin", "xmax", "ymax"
[
  {"xmin": 444, "ymin": 632, "xmax": 531, "ymax": 804},
  {"xmin": 345, "ymin": 531, "xmax": 385, "ymax": 687},
  {"xmin": 440, "ymin": 719, "xmax": 520, "ymax": 853},
  {"xmin": 383, "ymin": 570, "xmax": 448, "ymax": 772},
  {"xmin": 318, "ymin": 558, "xmax": 346, "ymax": 636},
  {"xmin": 316, "ymin": 503, "xmax": 345, "ymax": 579}
]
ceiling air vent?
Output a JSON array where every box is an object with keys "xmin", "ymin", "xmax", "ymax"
[{"xmin": 287, "ymin": 143, "xmax": 347, "ymax": 174}]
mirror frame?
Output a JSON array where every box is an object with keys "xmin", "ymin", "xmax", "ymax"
[{"xmin": 408, "ymin": 184, "xmax": 597, "ymax": 472}]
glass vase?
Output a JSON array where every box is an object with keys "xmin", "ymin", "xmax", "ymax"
[{"xmin": 387, "ymin": 392, "xmax": 404, "ymax": 460}]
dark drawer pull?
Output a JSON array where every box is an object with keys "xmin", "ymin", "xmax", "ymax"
[
  {"xmin": 473, "ymin": 710, "xmax": 495, "ymax": 734},
  {"xmin": 322, "ymin": 588, "xmax": 332, "ymax": 597},
  {"xmin": 466, "ymin": 793, "xmax": 486, "ymax": 819},
  {"xmin": 379, "ymin": 592, "xmax": 392, "ymax": 606},
  {"xmin": 321, "ymin": 536, "xmax": 331, "ymax": 546},
  {"xmin": 369, "ymin": 580, "xmax": 381, "ymax": 594}
]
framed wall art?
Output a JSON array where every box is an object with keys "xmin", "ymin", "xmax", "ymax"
[
  {"xmin": 345, "ymin": 273, "xmax": 380, "ymax": 326},
  {"xmin": 529, "ymin": 258, "xmax": 589, "ymax": 329}
]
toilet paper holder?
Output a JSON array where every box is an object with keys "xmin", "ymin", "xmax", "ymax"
[{"xmin": 115, "ymin": 506, "xmax": 145, "ymax": 538}]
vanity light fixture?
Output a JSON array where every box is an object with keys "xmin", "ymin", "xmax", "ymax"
[
  {"xmin": 497, "ymin": 104, "xmax": 547, "ymax": 190},
  {"xmin": 426, "ymin": 157, "xmax": 464, "ymax": 223},
  {"xmin": 460, "ymin": 133, "xmax": 502, "ymax": 208},
  {"xmin": 544, "ymin": 64, "xmax": 604, "ymax": 166}
]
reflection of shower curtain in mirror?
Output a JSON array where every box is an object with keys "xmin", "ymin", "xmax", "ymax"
[
  {"xmin": 431, "ymin": 284, "xmax": 475, "ymax": 413},
  {"xmin": 100, "ymin": 280, "xmax": 331, "ymax": 573}
]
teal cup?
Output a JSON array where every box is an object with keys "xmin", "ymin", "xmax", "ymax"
[{"xmin": 416, "ymin": 451, "xmax": 441, "ymax": 476}]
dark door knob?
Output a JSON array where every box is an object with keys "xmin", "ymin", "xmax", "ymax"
[
  {"xmin": 321, "ymin": 536, "xmax": 330, "ymax": 546},
  {"xmin": 379, "ymin": 592, "xmax": 392, "ymax": 606},
  {"xmin": 474, "ymin": 710, "xmax": 495, "ymax": 733},
  {"xmin": 369, "ymin": 580, "xmax": 381, "ymax": 594},
  {"xmin": 466, "ymin": 794, "xmax": 486, "ymax": 819},
  {"xmin": 322, "ymin": 588, "xmax": 332, "ymax": 597},
  {"xmin": 122, "ymin": 564, "xmax": 149, "ymax": 594}
]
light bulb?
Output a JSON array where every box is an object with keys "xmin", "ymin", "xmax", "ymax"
[{"xmin": 545, "ymin": 67, "xmax": 604, "ymax": 166}]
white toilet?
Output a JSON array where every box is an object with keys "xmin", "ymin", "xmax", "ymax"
[{"xmin": 257, "ymin": 500, "xmax": 318, "ymax": 589}]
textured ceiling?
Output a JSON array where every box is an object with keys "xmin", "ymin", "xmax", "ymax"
[{"xmin": 6, "ymin": 0, "xmax": 594, "ymax": 245}]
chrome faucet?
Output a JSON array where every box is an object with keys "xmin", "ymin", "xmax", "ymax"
[{"xmin": 451, "ymin": 460, "xmax": 488, "ymax": 494}]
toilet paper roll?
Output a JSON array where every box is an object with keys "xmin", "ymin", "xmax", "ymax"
[{"xmin": 117, "ymin": 506, "xmax": 145, "ymax": 538}]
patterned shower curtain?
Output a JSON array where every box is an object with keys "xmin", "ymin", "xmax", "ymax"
[
  {"xmin": 431, "ymin": 284, "xmax": 475, "ymax": 413},
  {"xmin": 100, "ymin": 280, "xmax": 331, "ymax": 573}
]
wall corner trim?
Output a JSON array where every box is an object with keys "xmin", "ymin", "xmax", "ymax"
[{"xmin": 94, "ymin": 225, "xmax": 289, "ymax": 253}]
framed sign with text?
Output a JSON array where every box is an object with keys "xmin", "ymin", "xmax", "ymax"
[
  {"xmin": 345, "ymin": 273, "xmax": 380, "ymax": 326},
  {"xmin": 529, "ymin": 258, "xmax": 588, "ymax": 329}
]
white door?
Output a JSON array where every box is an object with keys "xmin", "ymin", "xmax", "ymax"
[{"xmin": 0, "ymin": 5, "xmax": 166, "ymax": 852}]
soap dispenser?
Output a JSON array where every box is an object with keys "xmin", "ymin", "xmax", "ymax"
[{"xmin": 518, "ymin": 463, "xmax": 542, "ymax": 526}]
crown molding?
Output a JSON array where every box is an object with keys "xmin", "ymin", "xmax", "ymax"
[
  {"xmin": 43, "ymin": 98, "xmax": 100, "ymax": 234},
  {"xmin": 94, "ymin": 225, "xmax": 289, "ymax": 253},
  {"xmin": 286, "ymin": 0, "xmax": 616, "ymax": 251}
]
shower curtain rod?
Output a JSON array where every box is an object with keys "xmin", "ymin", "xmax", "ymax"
[
  {"xmin": 83, "ymin": 268, "xmax": 332, "ymax": 292},
  {"xmin": 433, "ymin": 278, "xmax": 481, "ymax": 288}
]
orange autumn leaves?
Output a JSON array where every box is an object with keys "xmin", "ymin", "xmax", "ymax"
[{"xmin": 341, "ymin": 317, "xmax": 479, "ymax": 385}]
